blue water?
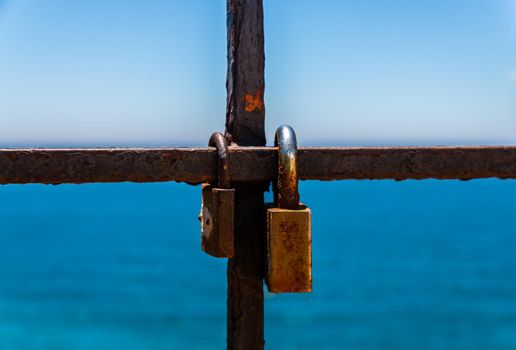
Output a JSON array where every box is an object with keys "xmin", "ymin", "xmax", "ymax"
[{"xmin": 0, "ymin": 180, "xmax": 515, "ymax": 349}]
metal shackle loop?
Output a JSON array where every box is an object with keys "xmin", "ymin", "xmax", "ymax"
[
  {"xmin": 209, "ymin": 132, "xmax": 231, "ymax": 189},
  {"xmin": 274, "ymin": 125, "xmax": 300, "ymax": 209}
]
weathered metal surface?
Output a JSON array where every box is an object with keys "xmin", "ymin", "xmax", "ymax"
[
  {"xmin": 200, "ymin": 184, "xmax": 235, "ymax": 258},
  {"xmin": 226, "ymin": 0, "xmax": 266, "ymax": 348},
  {"xmin": 267, "ymin": 127, "xmax": 312, "ymax": 294},
  {"xmin": 226, "ymin": 0, "xmax": 266, "ymax": 147},
  {"xmin": 200, "ymin": 133, "xmax": 235, "ymax": 258},
  {"xmin": 274, "ymin": 126, "xmax": 299, "ymax": 210},
  {"xmin": 266, "ymin": 206, "xmax": 312, "ymax": 294},
  {"xmin": 0, "ymin": 148, "xmax": 215, "ymax": 184},
  {"xmin": 209, "ymin": 133, "xmax": 231, "ymax": 189},
  {"xmin": 296, "ymin": 146, "xmax": 516, "ymax": 180},
  {"xmin": 1, "ymin": 146, "xmax": 516, "ymax": 185}
]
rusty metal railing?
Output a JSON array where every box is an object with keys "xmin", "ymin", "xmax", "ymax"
[
  {"xmin": 2, "ymin": 0, "xmax": 516, "ymax": 349},
  {"xmin": 1, "ymin": 146, "xmax": 515, "ymax": 185}
]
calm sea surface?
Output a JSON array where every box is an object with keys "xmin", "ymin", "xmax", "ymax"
[{"xmin": 0, "ymin": 180, "xmax": 515, "ymax": 349}]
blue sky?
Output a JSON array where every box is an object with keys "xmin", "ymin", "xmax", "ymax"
[{"xmin": 0, "ymin": 0, "xmax": 515, "ymax": 146}]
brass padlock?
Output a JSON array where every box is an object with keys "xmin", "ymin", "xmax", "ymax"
[
  {"xmin": 266, "ymin": 125, "xmax": 312, "ymax": 293},
  {"xmin": 199, "ymin": 132, "xmax": 235, "ymax": 258}
]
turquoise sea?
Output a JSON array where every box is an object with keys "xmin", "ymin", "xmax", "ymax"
[{"xmin": 0, "ymin": 180, "xmax": 515, "ymax": 349}]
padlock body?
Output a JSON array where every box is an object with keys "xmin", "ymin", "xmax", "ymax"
[
  {"xmin": 200, "ymin": 184, "xmax": 235, "ymax": 258},
  {"xmin": 266, "ymin": 205, "xmax": 312, "ymax": 293}
]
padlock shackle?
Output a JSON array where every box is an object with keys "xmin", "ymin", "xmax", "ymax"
[
  {"xmin": 274, "ymin": 125, "xmax": 300, "ymax": 209},
  {"xmin": 209, "ymin": 132, "xmax": 231, "ymax": 189}
]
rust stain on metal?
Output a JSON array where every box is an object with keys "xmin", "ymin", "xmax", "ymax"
[
  {"xmin": 266, "ymin": 206, "xmax": 312, "ymax": 293},
  {"xmin": 244, "ymin": 89, "xmax": 264, "ymax": 112},
  {"xmin": 274, "ymin": 125, "xmax": 299, "ymax": 210},
  {"xmin": 200, "ymin": 184, "xmax": 235, "ymax": 258},
  {"xmin": 0, "ymin": 146, "xmax": 515, "ymax": 185},
  {"xmin": 225, "ymin": 0, "xmax": 267, "ymax": 348}
]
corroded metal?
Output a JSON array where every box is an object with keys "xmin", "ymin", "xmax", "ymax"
[
  {"xmin": 1, "ymin": 146, "xmax": 516, "ymax": 185},
  {"xmin": 200, "ymin": 132, "xmax": 235, "ymax": 258},
  {"xmin": 266, "ymin": 205, "xmax": 312, "ymax": 293},
  {"xmin": 225, "ymin": 0, "xmax": 266, "ymax": 147},
  {"xmin": 267, "ymin": 126, "xmax": 312, "ymax": 293},
  {"xmin": 225, "ymin": 0, "xmax": 266, "ymax": 348},
  {"xmin": 296, "ymin": 146, "xmax": 516, "ymax": 181},
  {"xmin": 0, "ymin": 148, "xmax": 214, "ymax": 185},
  {"xmin": 200, "ymin": 184, "xmax": 235, "ymax": 258},
  {"xmin": 209, "ymin": 132, "xmax": 231, "ymax": 189},
  {"xmin": 274, "ymin": 125, "xmax": 299, "ymax": 210}
]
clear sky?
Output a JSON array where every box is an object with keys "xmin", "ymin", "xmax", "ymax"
[{"xmin": 0, "ymin": 0, "xmax": 515, "ymax": 146}]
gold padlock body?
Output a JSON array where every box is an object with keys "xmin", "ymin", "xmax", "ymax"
[
  {"xmin": 266, "ymin": 205, "xmax": 312, "ymax": 293},
  {"xmin": 200, "ymin": 184, "xmax": 235, "ymax": 258}
]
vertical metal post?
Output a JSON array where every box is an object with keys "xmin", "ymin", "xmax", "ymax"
[{"xmin": 225, "ymin": 0, "xmax": 266, "ymax": 349}]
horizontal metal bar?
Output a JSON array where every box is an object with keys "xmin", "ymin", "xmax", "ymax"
[{"xmin": 0, "ymin": 146, "xmax": 515, "ymax": 185}]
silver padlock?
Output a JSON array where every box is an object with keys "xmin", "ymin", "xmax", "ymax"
[
  {"xmin": 266, "ymin": 125, "xmax": 312, "ymax": 293},
  {"xmin": 199, "ymin": 132, "xmax": 235, "ymax": 258}
]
